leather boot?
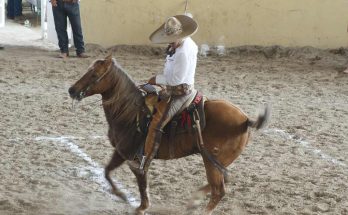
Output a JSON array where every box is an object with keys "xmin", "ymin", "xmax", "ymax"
[{"xmin": 141, "ymin": 99, "xmax": 172, "ymax": 173}]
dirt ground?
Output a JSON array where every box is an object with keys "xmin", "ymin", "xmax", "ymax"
[{"xmin": 0, "ymin": 44, "xmax": 347, "ymax": 215}]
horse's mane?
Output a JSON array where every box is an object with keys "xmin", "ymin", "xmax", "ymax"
[
  {"xmin": 103, "ymin": 59, "xmax": 144, "ymax": 125},
  {"xmin": 102, "ymin": 59, "xmax": 145, "ymax": 159}
]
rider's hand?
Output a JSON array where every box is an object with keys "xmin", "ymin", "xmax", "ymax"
[
  {"xmin": 148, "ymin": 76, "xmax": 156, "ymax": 85},
  {"xmin": 50, "ymin": 0, "xmax": 58, "ymax": 7}
]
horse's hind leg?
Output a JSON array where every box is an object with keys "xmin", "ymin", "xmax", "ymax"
[
  {"xmin": 105, "ymin": 150, "xmax": 128, "ymax": 202},
  {"xmin": 187, "ymin": 168, "xmax": 229, "ymax": 211},
  {"xmin": 202, "ymin": 159, "xmax": 226, "ymax": 215},
  {"xmin": 129, "ymin": 162, "xmax": 150, "ymax": 215}
]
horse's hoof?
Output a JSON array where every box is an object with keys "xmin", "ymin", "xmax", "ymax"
[
  {"xmin": 135, "ymin": 208, "xmax": 145, "ymax": 215},
  {"xmin": 186, "ymin": 197, "xmax": 202, "ymax": 211}
]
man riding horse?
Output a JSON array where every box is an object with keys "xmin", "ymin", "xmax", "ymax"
[
  {"xmin": 68, "ymin": 14, "xmax": 270, "ymax": 213},
  {"xmin": 137, "ymin": 14, "xmax": 199, "ymax": 173}
]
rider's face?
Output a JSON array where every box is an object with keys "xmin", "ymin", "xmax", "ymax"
[{"xmin": 169, "ymin": 40, "xmax": 182, "ymax": 49}]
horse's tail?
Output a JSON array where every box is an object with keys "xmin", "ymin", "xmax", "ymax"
[{"xmin": 247, "ymin": 103, "xmax": 271, "ymax": 130}]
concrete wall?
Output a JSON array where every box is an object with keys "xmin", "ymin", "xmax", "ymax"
[
  {"xmin": 0, "ymin": 0, "xmax": 5, "ymax": 28},
  {"xmin": 80, "ymin": 0, "xmax": 348, "ymax": 49}
]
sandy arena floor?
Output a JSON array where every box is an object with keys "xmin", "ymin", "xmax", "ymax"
[{"xmin": 0, "ymin": 43, "xmax": 347, "ymax": 215}]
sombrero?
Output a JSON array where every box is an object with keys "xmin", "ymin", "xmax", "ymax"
[{"xmin": 149, "ymin": 15, "xmax": 198, "ymax": 44}]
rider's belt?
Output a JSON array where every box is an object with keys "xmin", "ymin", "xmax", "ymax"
[{"xmin": 166, "ymin": 84, "xmax": 193, "ymax": 96}]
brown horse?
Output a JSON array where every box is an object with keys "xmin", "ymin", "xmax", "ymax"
[{"xmin": 68, "ymin": 55, "xmax": 270, "ymax": 215}]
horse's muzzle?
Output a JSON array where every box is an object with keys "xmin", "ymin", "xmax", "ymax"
[
  {"xmin": 68, "ymin": 86, "xmax": 84, "ymax": 100},
  {"xmin": 68, "ymin": 86, "xmax": 76, "ymax": 97}
]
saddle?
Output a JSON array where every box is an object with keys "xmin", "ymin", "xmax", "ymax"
[
  {"xmin": 136, "ymin": 84, "xmax": 206, "ymax": 158},
  {"xmin": 163, "ymin": 91, "xmax": 206, "ymax": 159},
  {"xmin": 163, "ymin": 91, "xmax": 206, "ymax": 135}
]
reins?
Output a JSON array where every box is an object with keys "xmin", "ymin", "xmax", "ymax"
[
  {"xmin": 71, "ymin": 98, "xmax": 102, "ymax": 112},
  {"xmin": 71, "ymin": 60, "xmax": 114, "ymax": 111},
  {"xmin": 79, "ymin": 61, "xmax": 114, "ymax": 99}
]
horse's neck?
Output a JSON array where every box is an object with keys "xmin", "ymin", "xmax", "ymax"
[
  {"xmin": 101, "ymin": 72, "xmax": 144, "ymax": 129},
  {"xmin": 102, "ymin": 94, "xmax": 143, "ymax": 149},
  {"xmin": 102, "ymin": 106, "xmax": 138, "ymax": 126}
]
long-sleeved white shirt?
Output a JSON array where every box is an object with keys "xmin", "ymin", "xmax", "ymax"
[{"xmin": 156, "ymin": 37, "xmax": 198, "ymax": 86}]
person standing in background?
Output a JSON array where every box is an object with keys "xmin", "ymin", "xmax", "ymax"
[
  {"xmin": 50, "ymin": 0, "xmax": 88, "ymax": 58},
  {"xmin": 7, "ymin": 0, "xmax": 22, "ymax": 19}
]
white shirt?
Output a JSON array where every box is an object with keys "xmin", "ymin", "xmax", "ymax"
[{"xmin": 156, "ymin": 37, "xmax": 198, "ymax": 86}]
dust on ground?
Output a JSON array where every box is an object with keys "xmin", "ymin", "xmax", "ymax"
[{"xmin": 0, "ymin": 44, "xmax": 347, "ymax": 215}]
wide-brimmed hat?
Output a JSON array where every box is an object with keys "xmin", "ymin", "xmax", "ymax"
[{"xmin": 149, "ymin": 15, "xmax": 198, "ymax": 44}]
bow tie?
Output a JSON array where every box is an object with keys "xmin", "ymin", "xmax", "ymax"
[{"xmin": 165, "ymin": 45, "xmax": 176, "ymax": 57}]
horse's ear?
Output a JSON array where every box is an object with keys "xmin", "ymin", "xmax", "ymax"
[{"xmin": 105, "ymin": 53, "xmax": 113, "ymax": 65}]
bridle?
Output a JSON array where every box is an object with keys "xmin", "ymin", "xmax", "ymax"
[{"xmin": 78, "ymin": 60, "xmax": 114, "ymax": 100}]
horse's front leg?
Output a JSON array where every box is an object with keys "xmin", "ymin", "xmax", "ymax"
[
  {"xmin": 129, "ymin": 161, "xmax": 150, "ymax": 215},
  {"xmin": 105, "ymin": 150, "xmax": 128, "ymax": 203}
]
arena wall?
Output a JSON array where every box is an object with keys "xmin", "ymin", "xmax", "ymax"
[{"xmin": 80, "ymin": 0, "xmax": 348, "ymax": 49}]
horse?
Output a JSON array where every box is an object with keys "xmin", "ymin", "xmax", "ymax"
[{"xmin": 68, "ymin": 54, "xmax": 270, "ymax": 215}]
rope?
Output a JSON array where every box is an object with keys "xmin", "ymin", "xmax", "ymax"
[
  {"xmin": 80, "ymin": 99, "xmax": 102, "ymax": 108},
  {"xmin": 71, "ymin": 98, "xmax": 102, "ymax": 112},
  {"xmin": 184, "ymin": 0, "xmax": 189, "ymax": 14}
]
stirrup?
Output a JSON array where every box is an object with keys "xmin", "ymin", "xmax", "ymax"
[
  {"xmin": 139, "ymin": 155, "xmax": 146, "ymax": 170},
  {"xmin": 128, "ymin": 160, "xmax": 145, "ymax": 175}
]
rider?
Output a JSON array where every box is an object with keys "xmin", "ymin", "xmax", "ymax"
[{"xmin": 140, "ymin": 14, "xmax": 199, "ymax": 173}]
